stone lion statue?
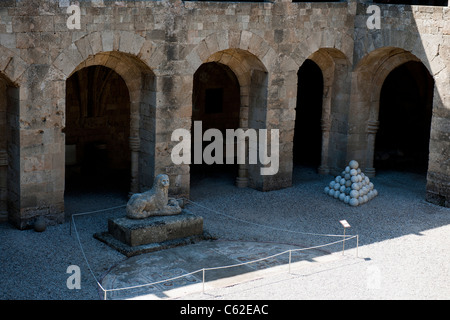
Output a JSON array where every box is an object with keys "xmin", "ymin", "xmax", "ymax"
[{"xmin": 126, "ymin": 174, "xmax": 182, "ymax": 219}]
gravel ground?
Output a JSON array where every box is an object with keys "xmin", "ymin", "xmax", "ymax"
[{"xmin": 1, "ymin": 165, "xmax": 449, "ymax": 300}]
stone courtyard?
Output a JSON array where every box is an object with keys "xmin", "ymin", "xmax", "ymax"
[
  {"xmin": 0, "ymin": 0, "xmax": 449, "ymax": 230},
  {"xmin": 1, "ymin": 167, "xmax": 449, "ymax": 300}
]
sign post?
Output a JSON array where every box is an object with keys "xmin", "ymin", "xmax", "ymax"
[{"xmin": 339, "ymin": 220, "xmax": 351, "ymax": 255}]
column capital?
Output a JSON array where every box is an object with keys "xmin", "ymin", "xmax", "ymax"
[
  {"xmin": 321, "ymin": 118, "xmax": 331, "ymax": 132},
  {"xmin": 0, "ymin": 150, "xmax": 7, "ymax": 166},
  {"xmin": 367, "ymin": 120, "xmax": 380, "ymax": 134},
  {"xmin": 129, "ymin": 136, "xmax": 140, "ymax": 152}
]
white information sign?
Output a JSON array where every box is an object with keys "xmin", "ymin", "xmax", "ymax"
[{"xmin": 339, "ymin": 220, "xmax": 351, "ymax": 228}]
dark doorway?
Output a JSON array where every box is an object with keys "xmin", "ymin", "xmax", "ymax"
[
  {"xmin": 375, "ymin": 61, "xmax": 434, "ymax": 173},
  {"xmin": 294, "ymin": 59, "xmax": 324, "ymax": 168},
  {"xmin": 191, "ymin": 62, "xmax": 240, "ymax": 185},
  {"xmin": 0, "ymin": 77, "xmax": 8, "ymax": 220},
  {"xmin": 65, "ymin": 65, "xmax": 131, "ymax": 196}
]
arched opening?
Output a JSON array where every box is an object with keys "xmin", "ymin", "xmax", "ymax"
[
  {"xmin": 61, "ymin": 51, "xmax": 156, "ymax": 205},
  {"xmin": 294, "ymin": 59, "xmax": 324, "ymax": 170},
  {"xmin": 0, "ymin": 76, "xmax": 9, "ymax": 222},
  {"xmin": 188, "ymin": 46, "xmax": 269, "ymax": 191},
  {"xmin": 374, "ymin": 61, "xmax": 434, "ymax": 174},
  {"xmin": 0, "ymin": 73, "xmax": 18, "ymax": 224},
  {"xmin": 191, "ymin": 62, "xmax": 241, "ymax": 186},
  {"xmin": 65, "ymin": 65, "xmax": 131, "ymax": 196}
]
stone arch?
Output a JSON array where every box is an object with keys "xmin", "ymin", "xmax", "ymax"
[
  {"xmin": 350, "ymin": 47, "xmax": 434, "ymax": 176},
  {"xmin": 204, "ymin": 48, "xmax": 268, "ymax": 129},
  {"xmin": 186, "ymin": 30, "xmax": 276, "ymax": 75},
  {"xmin": 52, "ymin": 46, "xmax": 156, "ymax": 196},
  {"xmin": 188, "ymin": 31, "xmax": 276, "ymax": 189},
  {"xmin": 0, "ymin": 72, "xmax": 20, "ymax": 225},
  {"xmin": 0, "ymin": 45, "xmax": 27, "ymax": 86},
  {"xmin": 295, "ymin": 48, "xmax": 351, "ymax": 175},
  {"xmin": 52, "ymin": 31, "xmax": 152, "ymax": 78}
]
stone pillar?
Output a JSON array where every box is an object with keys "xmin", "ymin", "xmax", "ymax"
[
  {"xmin": 318, "ymin": 118, "xmax": 331, "ymax": 175},
  {"xmin": 236, "ymin": 102, "xmax": 250, "ymax": 188},
  {"xmin": 129, "ymin": 136, "xmax": 140, "ymax": 196},
  {"xmin": 235, "ymin": 164, "xmax": 249, "ymax": 188},
  {"xmin": 365, "ymin": 120, "xmax": 379, "ymax": 178}
]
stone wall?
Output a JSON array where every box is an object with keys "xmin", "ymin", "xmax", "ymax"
[{"xmin": 0, "ymin": 0, "xmax": 448, "ymax": 228}]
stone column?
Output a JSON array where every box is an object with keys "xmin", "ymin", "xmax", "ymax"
[
  {"xmin": 365, "ymin": 120, "xmax": 379, "ymax": 178},
  {"xmin": 318, "ymin": 118, "xmax": 331, "ymax": 175},
  {"xmin": 129, "ymin": 136, "xmax": 140, "ymax": 196},
  {"xmin": 235, "ymin": 164, "xmax": 249, "ymax": 188},
  {"xmin": 236, "ymin": 104, "xmax": 249, "ymax": 188}
]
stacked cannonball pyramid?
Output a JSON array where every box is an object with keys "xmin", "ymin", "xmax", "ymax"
[{"xmin": 324, "ymin": 160, "xmax": 378, "ymax": 206}]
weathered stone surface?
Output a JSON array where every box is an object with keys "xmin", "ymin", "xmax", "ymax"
[
  {"xmin": 105, "ymin": 210, "xmax": 204, "ymax": 248},
  {"xmin": 126, "ymin": 174, "xmax": 182, "ymax": 219}
]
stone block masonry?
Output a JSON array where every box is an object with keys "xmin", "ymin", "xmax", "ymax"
[{"xmin": 0, "ymin": 0, "xmax": 449, "ymax": 228}]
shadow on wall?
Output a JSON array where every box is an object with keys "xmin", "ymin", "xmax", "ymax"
[{"xmin": 349, "ymin": 3, "xmax": 448, "ymax": 206}]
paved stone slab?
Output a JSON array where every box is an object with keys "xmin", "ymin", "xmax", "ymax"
[{"xmin": 100, "ymin": 240, "xmax": 334, "ymax": 300}]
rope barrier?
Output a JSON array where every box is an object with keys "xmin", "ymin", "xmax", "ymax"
[
  {"xmin": 182, "ymin": 198, "xmax": 357, "ymax": 239},
  {"xmin": 70, "ymin": 214, "xmax": 106, "ymax": 293},
  {"xmin": 69, "ymin": 200, "xmax": 359, "ymax": 300}
]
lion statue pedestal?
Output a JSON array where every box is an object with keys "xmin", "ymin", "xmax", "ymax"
[{"xmin": 94, "ymin": 174, "xmax": 208, "ymax": 257}]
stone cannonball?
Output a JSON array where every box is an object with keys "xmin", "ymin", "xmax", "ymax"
[
  {"xmin": 34, "ymin": 216, "xmax": 46, "ymax": 232},
  {"xmin": 349, "ymin": 198, "xmax": 359, "ymax": 206},
  {"xmin": 350, "ymin": 169, "xmax": 358, "ymax": 176},
  {"xmin": 349, "ymin": 160, "xmax": 359, "ymax": 169},
  {"xmin": 350, "ymin": 190, "xmax": 359, "ymax": 198}
]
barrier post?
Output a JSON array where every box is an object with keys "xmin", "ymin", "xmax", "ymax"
[
  {"xmin": 356, "ymin": 235, "xmax": 359, "ymax": 258},
  {"xmin": 342, "ymin": 227, "xmax": 346, "ymax": 255},
  {"xmin": 288, "ymin": 250, "xmax": 292, "ymax": 274},
  {"xmin": 339, "ymin": 220, "xmax": 351, "ymax": 256},
  {"xmin": 202, "ymin": 268, "xmax": 205, "ymax": 294}
]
